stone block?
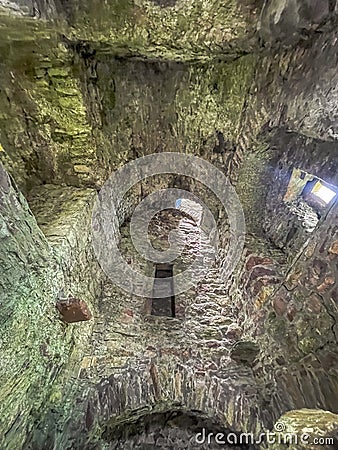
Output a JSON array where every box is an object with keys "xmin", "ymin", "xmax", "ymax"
[
  {"xmin": 317, "ymin": 276, "xmax": 335, "ymax": 293},
  {"xmin": 230, "ymin": 341, "xmax": 260, "ymax": 364},
  {"xmin": 286, "ymin": 304, "xmax": 298, "ymax": 322},
  {"xmin": 259, "ymin": 0, "xmax": 331, "ymax": 46},
  {"xmin": 269, "ymin": 409, "xmax": 338, "ymax": 450},
  {"xmin": 0, "ymin": 164, "xmax": 10, "ymax": 194},
  {"xmin": 245, "ymin": 255, "xmax": 273, "ymax": 271},
  {"xmin": 273, "ymin": 296, "xmax": 288, "ymax": 316},
  {"xmin": 56, "ymin": 297, "xmax": 92, "ymax": 323},
  {"xmin": 329, "ymin": 240, "xmax": 338, "ymax": 255},
  {"xmin": 305, "ymin": 294, "xmax": 322, "ymax": 314},
  {"xmin": 120, "ymin": 308, "xmax": 134, "ymax": 324}
]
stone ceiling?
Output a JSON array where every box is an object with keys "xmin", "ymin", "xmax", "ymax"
[{"xmin": 0, "ymin": 0, "xmax": 260, "ymax": 61}]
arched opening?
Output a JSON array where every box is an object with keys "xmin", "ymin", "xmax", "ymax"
[{"xmin": 101, "ymin": 410, "xmax": 255, "ymax": 449}]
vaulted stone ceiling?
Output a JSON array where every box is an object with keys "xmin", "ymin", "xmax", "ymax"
[
  {"xmin": 1, "ymin": 0, "xmax": 259, "ymax": 59},
  {"xmin": 0, "ymin": 1, "xmax": 338, "ymax": 449}
]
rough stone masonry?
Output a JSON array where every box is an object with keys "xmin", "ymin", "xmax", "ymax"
[{"xmin": 0, "ymin": 0, "xmax": 337, "ymax": 449}]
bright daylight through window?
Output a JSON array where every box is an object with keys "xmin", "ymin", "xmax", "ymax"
[{"xmin": 311, "ymin": 181, "xmax": 337, "ymax": 204}]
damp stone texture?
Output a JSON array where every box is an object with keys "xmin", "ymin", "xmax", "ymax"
[{"xmin": 0, "ymin": 0, "xmax": 338, "ymax": 449}]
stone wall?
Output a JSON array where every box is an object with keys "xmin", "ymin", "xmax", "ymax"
[
  {"xmin": 0, "ymin": 0, "xmax": 260, "ymax": 61},
  {"xmin": 0, "ymin": 39, "xmax": 102, "ymax": 193},
  {"xmin": 259, "ymin": 0, "xmax": 338, "ymax": 47},
  {"xmin": 60, "ymin": 0, "xmax": 259, "ymax": 61},
  {"xmin": 78, "ymin": 53, "xmax": 257, "ymax": 181},
  {"xmin": 0, "ymin": 37, "xmax": 256, "ymax": 193},
  {"xmin": 0, "ymin": 164, "xmax": 103, "ymax": 449},
  {"xmin": 0, "ymin": 0, "xmax": 338, "ymax": 448},
  {"xmin": 232, "ymin": 130, "xmax": 338, "ymax": 430}
]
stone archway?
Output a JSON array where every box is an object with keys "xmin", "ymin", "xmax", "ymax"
[{"xmin": 99, "ymin": 409, "xmax": 256, "ymax": 449}]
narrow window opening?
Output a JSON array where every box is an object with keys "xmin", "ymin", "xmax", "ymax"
[
  {"xmin": 151, "ymin": 263, "xmax": 175, "ymax": 317},
  {"xmin": 311, "ymin": 181, "xmax": 336, "ymax": 204},
  {"xmin": 283, "ymin": 168, "xmax": 337, "ymax": 232}
]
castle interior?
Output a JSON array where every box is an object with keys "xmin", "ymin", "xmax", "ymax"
[{"xmin": 0, "ymin": 1, "xmax": 338, "ymax": 449}]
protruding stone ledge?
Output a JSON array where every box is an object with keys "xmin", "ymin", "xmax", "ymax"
[{"xmin": 56, "ymin": 297, "xmax": 92, "ymax": 323}]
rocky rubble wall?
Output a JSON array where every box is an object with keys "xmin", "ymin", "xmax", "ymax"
[{"xmin": 0, "ymin": 165, "xmax": 103, "ymax": 449}]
